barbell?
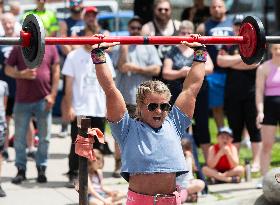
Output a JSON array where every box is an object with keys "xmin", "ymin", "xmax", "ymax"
[{"xmin": 0, "ymin": 14, "xmax": 278, "ymax": 67}]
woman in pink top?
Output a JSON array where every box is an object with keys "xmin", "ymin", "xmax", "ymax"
[{"xmin": 256, "ymin": 44, "xmax": 280, "ymax": 188}]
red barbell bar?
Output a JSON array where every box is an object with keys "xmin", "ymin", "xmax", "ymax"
[
  {"xmin": 43, "ymin": 36, "xmax": 246, "ymax": 45},
  {"xmin": 0, "ymin": 14, "xmax": 273, "ymax": 67}
]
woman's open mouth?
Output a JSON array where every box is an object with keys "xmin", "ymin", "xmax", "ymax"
[{"xmin": 153, "ymin": 117, "xmax": 161, "ymax": 121}]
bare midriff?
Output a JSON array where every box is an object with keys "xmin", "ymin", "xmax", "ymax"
[{"xmin": 129, "ymin": 173, "xmax": 176, "ymax": 195}]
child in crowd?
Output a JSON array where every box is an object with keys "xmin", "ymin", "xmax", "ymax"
[
  {"xmin": 88, "ymin": 149, "xmax": 125, "ymax": 205},
  {"xmin": 202, "ymin": 127, "xmax": 244, "ymax": 184},
  {"xmin": 0, "ymin": 80, "xmax": 8, "ymax": 197},
  {"xmin": 177, "ymin": 138, "xmax": 205, "ymax": 203}
]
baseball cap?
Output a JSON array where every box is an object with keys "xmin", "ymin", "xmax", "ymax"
[
  {"xmin": 218, "ymin": 127, "xmax": 233, "ymax": 137},
  {"xmin": 233, "ymin": 14, "xmax": 244, "ymax": 25},
  {"xmin": 84, "ymin": 6, "xmax": 99, "ymax": 14},
  {"xmin": 69, "ymin": 0, "xmax": 83, "ymax": 7}
]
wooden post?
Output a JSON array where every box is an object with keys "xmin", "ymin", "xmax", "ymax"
[{"xmin": 77, "ymin": 116, "xmax": 91, "ymax": 205}]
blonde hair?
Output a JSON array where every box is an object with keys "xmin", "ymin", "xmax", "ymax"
[
  {"xmin": 88, "ymin": 149, "xmax": 104, "ymax": 174},
  {"xmin": 136, "ymin": 80, "xmax": 171, "ymax": 117},
  {"xmin": 179, "ymin": 20, "xmax": 194, "ymax": 32}
]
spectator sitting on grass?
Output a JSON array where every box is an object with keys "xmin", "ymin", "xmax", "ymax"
[
  {"xmin": 202, "ymin": 127, "xmax": 244, "ymax": 184},
  {"xmin": 177, "ymin": 138, "xmax": 205, "ymax": 203}
]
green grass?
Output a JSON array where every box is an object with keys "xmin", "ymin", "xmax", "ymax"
[{"xmin": 205, "ymin": 118, "xmax": 280, "ymax": 171}]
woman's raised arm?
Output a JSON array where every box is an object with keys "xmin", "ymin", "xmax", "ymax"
[{"xmin": 92, "ymin": 43, "xmax": 126, "ymax": 122}]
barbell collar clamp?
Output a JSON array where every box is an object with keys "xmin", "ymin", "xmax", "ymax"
[{"xmin": 20, "ymin": 30, "xmax": 31, "ymax": 47}]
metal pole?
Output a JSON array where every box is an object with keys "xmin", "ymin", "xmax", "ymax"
[
  {"xmin": 0, "ymin": 37, "xmax": 20, "ymax": 45},
  {"xmin": 266, "ymin": 36, "xmax": 280, "ymax": 43},
  {"xmin": 44, "ymin": 36, "xmax": 245, "ymax": 45},
  {"xmin": 77, "ymin": 117, "xmax": 91, "ymax": 205}
]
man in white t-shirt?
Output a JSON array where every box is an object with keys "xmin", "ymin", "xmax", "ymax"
[{"xmin": 61, "ymin": 27, "xmax": 115, "ymax": 188}]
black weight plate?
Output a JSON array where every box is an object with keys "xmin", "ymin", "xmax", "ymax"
[
  {"xmin": 240, "ymin": 16, "xmax": 266, "ymax": 65},
  {"xmin": 21, "ymin": 14, "xmax": 45, "ymax": 68}
]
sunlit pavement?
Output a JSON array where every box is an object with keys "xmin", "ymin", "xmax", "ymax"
[{"xmin": 0, "ymin": 118, "xmax": 263, "ymax": 205}]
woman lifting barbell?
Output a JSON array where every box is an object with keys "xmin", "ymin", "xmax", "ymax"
[{"xmin": 90, "ymin": 34, "xmax": 207, "ymax": 205}]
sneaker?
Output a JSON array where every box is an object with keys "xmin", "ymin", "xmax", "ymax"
[
  {"xmin": 37, "ymin": 174, "xmax": 47, "ymax": 183},
  {"xmin": 11, "ymin": 169, "xmax": 26, "ymax": 184},
  {"xmin": 112, "ymin": 169, "xmax": 121, "ymax": 178},
  {"xmin": 241, "ymin": 137, "xmax": 251, "ymax": 149},
  {"xmin": 36, "ymin": 166, "xmax": 47, "ymax": 183},
  {"xmin": 256, "ymin": 179, "xmax": 263, "ymax": 189},
  {"xmin": 0, "ymin": 185, "xmax": 6, "ymax": 197},
  {"xmin": 27, "ymin": 150, "xmax": 36, "ymax": 160},
  {"xmin": 57, "ymin": 131, "xmax": 68, "ymax": 138},
  {"xmin": 66, "ymin": 175, "xmax": 77, "ymax": 188}
]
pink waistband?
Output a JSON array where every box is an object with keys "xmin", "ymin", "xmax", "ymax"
[{"xmin": 126, "ymin": 189, "xmax": 181, "ymax": 205}]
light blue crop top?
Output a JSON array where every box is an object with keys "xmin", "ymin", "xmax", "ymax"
[{"xmin": 109, "ymin": 105, "xmax": 191, "ymax": 182}]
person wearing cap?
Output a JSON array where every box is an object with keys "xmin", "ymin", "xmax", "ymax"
[
  {"xmin": 70, "ymin": 6, "xmax": 114, "ymax": 156},
  {"xmin": 202, "ymin": 127, "xmax": 244, "ymax": 184},
  {"xmin": 24, "ymin": 0, "xmax": 59, "ymax": 37},
  {"xmin": 217, "ymin": 14, "xmax": 262, "ymax": 173},
  {"xmin": 75, "ymin": 6, "xmax": 109, "ymax": 37}
]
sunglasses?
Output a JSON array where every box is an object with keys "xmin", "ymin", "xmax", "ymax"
[
  {"xmin": 157, "ymin": 8, "xmax": 169, "ymax": 12},
  {"xmin": 147, "ymin": 103, "xmax": 171, "ymax": 112}
]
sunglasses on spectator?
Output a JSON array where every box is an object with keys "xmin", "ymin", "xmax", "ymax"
[
  {"xmin": 147, "ymin": 103, "xmax": 171, "ymax": 112},
  {"xmin": 157, "ymin": 8, "xmax": 170, "ymax": 12}
]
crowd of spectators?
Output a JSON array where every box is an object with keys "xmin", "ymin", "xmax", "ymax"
[{"xmin": 0, "ymin": 0, "xmax": 279, "ymax": 203}]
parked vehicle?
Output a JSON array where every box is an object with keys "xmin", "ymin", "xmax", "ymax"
[{"xmin": 98, "ymin": 10, "xmax": 134, "ymax": 36}]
